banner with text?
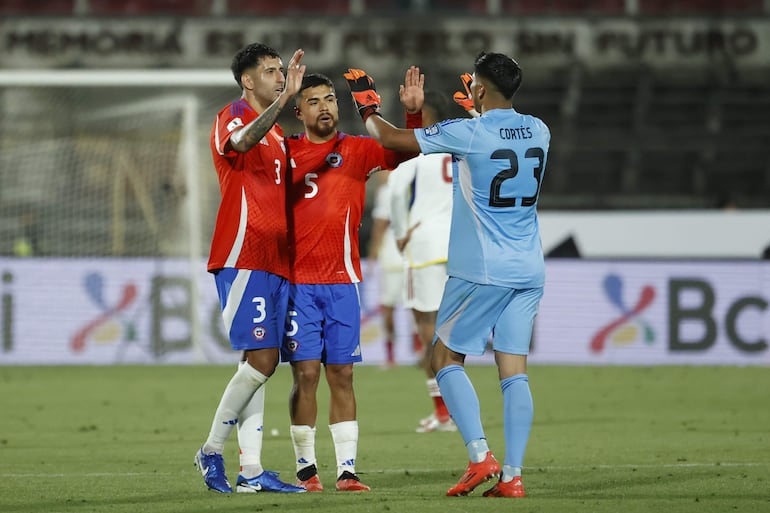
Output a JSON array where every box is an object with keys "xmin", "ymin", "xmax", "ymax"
[
  {"xmin": 0, "ymin": 258, "xmax": 767, "ymax": 366},
  {"xmin": 1, "ymin": 17, "xmax": 768, "ymax": 70}
]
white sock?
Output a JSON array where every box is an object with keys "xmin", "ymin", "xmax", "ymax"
[
  {"xmin": 467, "ymin": 438, "xmax": 490, "ymax": 463},
  {"xmin": 329, "ymin": 420, "xmax": 359, "ymax": 477},
  {"xmin": 290, "ymin": 425, "xmax": 317, "ymax": 473},
  {"xmin": 501, "ymin": 464, "xmax": 522, "ymax": 482},
  {"xmin": 237, "ymin": 363, "xmax": 265, "ymax": 478},
  {"xmin": 426, "ymin": 378, "xmax": 441, "ymax": 397},
  {"xmin": 203, "ymin": 362, "xmax": 268, "ymax": 454}
]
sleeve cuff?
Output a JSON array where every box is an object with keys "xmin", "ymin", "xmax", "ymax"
[{"xmin": 405, "ymin": 110, "xmax": 422, "ymax": 129}]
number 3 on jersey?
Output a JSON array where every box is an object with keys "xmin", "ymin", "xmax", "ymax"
[{"xmin": 489, "ymin": 147, "xmax": 545, "ymax": 207}]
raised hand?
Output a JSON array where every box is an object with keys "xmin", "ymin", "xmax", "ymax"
[
  {"xmin": 399, "ymin": 66, "xmax": 425, "ymax": 114},
  {"xmin": 283, "ymin": 49, "xmax": 306, "ymax": 99},
  {"xmin": 452, "ymin": 72, "xmax": 476, "ymax": 114},
  {"xmin": 344, "ymin": 68, "xmax": 382, "ymax": 122}
]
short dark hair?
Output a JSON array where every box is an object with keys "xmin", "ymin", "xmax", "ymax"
[
  {"xmin": 474, "ymin": 52, "xmax": 522, "ymax": 100},
  {"xmin": 230, "ymin": 43, "xmax": 280, "ymax": 88},
  {"xmin": 423, "ymin": 90, "xmax": 451, "ymax": 122},
  {"xmin": 299, "ymin": 73, "xmax": 335, "ymax": 94}
]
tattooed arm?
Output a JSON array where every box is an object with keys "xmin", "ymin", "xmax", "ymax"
[
  {"xmin": 230, "ymin": 49, "xmax": 306, "ymax": 153},
  {"xmin": 229, "ymin": 98, "xmax": 286, "ymax": 153}
]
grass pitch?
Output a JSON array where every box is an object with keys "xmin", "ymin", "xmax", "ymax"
[{"xmin": 1, "ymin": 364, "xmax": 768, "ymax": 513}]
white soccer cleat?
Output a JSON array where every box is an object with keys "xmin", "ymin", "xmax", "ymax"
[
  {"xmin": 416, "ymin": 415, "xmax": 457, "ymax": 433},
  {"xmin": 418, "ymin": 413, "xmax": 436, "ymax": 428}
]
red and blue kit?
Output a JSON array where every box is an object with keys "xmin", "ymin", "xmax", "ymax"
[
  {"xmin": 286, "ymin": 132, "xmax": 409, "ymax": 284},
  {"xmin": 208, "ymin": 99, "xmax": 290, "ymax": 278}
]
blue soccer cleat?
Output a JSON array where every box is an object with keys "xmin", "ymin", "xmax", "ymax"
[
  {"xmin": 194, "ymin": 449, "xmax": 233, "ymax": 493},
  {"xmin": 236, "ymin": 470, "xmax": 307, "ymax": 493}
]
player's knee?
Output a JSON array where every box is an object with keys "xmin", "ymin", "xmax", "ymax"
[
  {"xmin": 325, "ymin": 364, "xmax": 354, "ymax": 388},
  {"xmin": 244, "ymin": 348, "xmax": 279, "ymax": 376},
  {"xmin": 430, "ymin": 339, "xmax": 457, "ymax": 374},
  {"xmin": 293, "ymin": 362, "xmax": 322, "ymax": 387}
]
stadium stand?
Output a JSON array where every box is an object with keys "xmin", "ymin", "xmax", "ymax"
[
  {"xmin": 516, "ymin": 64, "xmax": 770, "ymax": 209},
  {"xmin": 505, "ymin": 0, "xmax": 625, "ymax": 15},
  {"xmin": 0, "ymin": 1, "xmax": 768, "ymax": 256},
  {"xmin": 87, "ymin": 0, "xmax": 213, "ymax": 16},
  {"xmin": 425, "ymin": 0, "xmax": 486, "ymax": 12},
  {"xmin": 0, "ymin": 0, "xmax": 75, "ymax": 15},
  {"xmin": 0, "ymin": 0, "xmax": 767, "ymax": 15},
  {"xmin": 638, "ymin": 0, "xmax": 764, "ymax": 15},
  {"xmin": 226, "ymin": 0, "xmax": 349, "ymax": 15}
]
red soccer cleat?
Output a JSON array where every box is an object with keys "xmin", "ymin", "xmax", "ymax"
[
  {"xmin": 297, "ymin": 474, "xmax": 323, "ymax": 492},
  {"xmin": 483, "ymin": 476, "xmax": 525, "ymax": 498},
  {"xmin": 446, "ymin": 452, "xmax": 501, "ymax": 497},
  {"xmin": 335, "ymin": 471, "xmax": 371, "ymax": 492}
]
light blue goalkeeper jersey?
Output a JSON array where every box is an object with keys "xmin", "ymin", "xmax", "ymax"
[{"xmin": 414, "ymin": 108, "xmax": 550, "ymax": 288}]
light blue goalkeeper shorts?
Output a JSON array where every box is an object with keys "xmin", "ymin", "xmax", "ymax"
[{"xmin": 434, "ymin": 276, "xmax": 543, "ymax": 356}]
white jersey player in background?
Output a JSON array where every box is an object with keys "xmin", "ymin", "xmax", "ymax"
[
  {"xmin": 368, "ymin": 176, "xmax": 417, "ymax": 367},
  {"xmin": 388, "ymin": 91, "xmax": 455, "ymax": 433}
]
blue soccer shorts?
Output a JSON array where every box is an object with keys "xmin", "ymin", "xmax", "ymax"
[
  {"xmin": 213, "ymin": 268, "xmax": 289, "ymax": 351},
  {"xmin": 434, "ymin": 276, "xmax": 543, "ymax": 356},
  {"xmin": 281, "ymin": 283, "xmax": 363, "ymax": 365}
]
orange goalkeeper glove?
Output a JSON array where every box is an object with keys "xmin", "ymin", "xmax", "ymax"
[
  {"xmin": 344, "ymin": 68, "xmax": 382, "ymax": 122},
  {"xmin": 452, "ymin": 72, "xmax": 474, "ymax": 112}
]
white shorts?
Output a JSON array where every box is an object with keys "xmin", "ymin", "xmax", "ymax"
[
  {"xmin": 405, "ymin": 263, "xmax": 448, "ymax": 313},
  {"xmin": 379, "ymin": 269, "xmax": 405, "ymax": 307}
]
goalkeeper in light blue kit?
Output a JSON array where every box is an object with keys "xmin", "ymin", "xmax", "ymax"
[{"xmin": 345, "ymin": 52, "xmax": 549, "ymax": 498}]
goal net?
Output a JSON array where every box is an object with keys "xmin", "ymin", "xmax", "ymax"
[{"xmin": 0, "ymin": 70, "xmax": 239, "ymax": 259}]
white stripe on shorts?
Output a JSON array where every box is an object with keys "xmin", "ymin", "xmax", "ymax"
[{"xmin": 222, "ymin": 269, "xmax": 250, "ymax": 335}]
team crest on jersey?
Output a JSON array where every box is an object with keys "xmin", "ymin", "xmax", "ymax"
[
  {"xmin": 326, "ymin": 152, "xmax": 343, "ymax": 168},
  {"xmin": 227, "ymin": 117, "xmax": 244, "ymax": 132},
  {"xmin": 287, "ymin": 340, "xmax": 299, "ymax": 352},
  {"xmin": 423, "ymin": 124, "xmax": 441, "ymax": 137},
  {"xmin": 252, "ymin": 326, "xmax": 267, "ymax": 340}
]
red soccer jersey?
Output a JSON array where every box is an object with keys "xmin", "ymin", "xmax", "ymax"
[
  {"xmin": 286, "ymin": 132, "xmax": 407, "ymax": 284},
  {"xmin": 208, "ymin": 99, "xmax": 290, "ymax": 278}
]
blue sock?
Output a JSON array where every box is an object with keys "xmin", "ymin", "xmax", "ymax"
[
  {"xmin": 501, "ymin": 374, "xmax": 533, "ymax": 470},
  {"xmin": 435, "ymin": 365, "xmax": 486, "ymax": 460}
]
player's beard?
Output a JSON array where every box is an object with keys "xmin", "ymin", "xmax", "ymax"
[{"xmin": 310, "ymin": 116, "xmax": 337, "ymax": 139}]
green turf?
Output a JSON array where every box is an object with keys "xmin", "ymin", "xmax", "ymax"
[{"xmin": 1, "ymin": 364, "xmax": 768, "ymax": 513}]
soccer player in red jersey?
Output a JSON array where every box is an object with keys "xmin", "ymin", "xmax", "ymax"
[
  {"xmin": 281, "ymin": 71, "xmax": 424, "ymax": 492},
  {"xmin": 194, "ymin": 43, "xmax": 307, "ymax": 494}
]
